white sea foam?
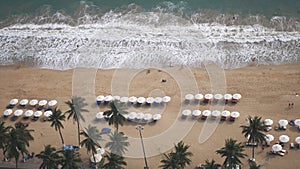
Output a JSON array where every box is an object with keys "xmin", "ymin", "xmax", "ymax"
[{"xmin": 0, "ymin": 12, "xmax": 299, "ymax": 70}]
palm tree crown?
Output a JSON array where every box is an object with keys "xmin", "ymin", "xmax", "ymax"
[
  {"xmin": 201, "ymin": 159, "xmax": 221, "ymax": 169},
  {"xmin": 216, "ymin": 138, "xmax": 247, "ymax": 169},
  {"xmin": 103, "ymin": 152, "xmax": 127, "ymax": 169},
  {"xmin": 49, "ymin": 107, "xmax": 66, "ymax": 145},
  {"xmin": 240, "ymin": 116, "xmax": 267, "ymax": 159},
  {"xmin": 58, "ymin": 149, "xmax": 82, "ymax": 169},
  {"xmin": 103, "ymin": 101, "xmax": 127, "ymax": 131},
  {"xmin": 65, "ymin": 96, "xmax": 88, "ymax": 146},
  {"xmin": 36, "ymin": 145, "xmax": 61, "ymax": 169},
  {"xmin": 80, "ymin": 124, "xmax": 102, "ymax": 168},
  {"xmin": 160, "ymin": 141, "xmax": 193, "ymax": 169}
]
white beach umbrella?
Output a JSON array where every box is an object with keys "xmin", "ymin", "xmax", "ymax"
[
  {"xmin": 272, "ymin": 144, "xmax": 282, "ymax": 152},
  {"xmin": 212, "ymin": 110, "xmax": 221, "ymax": 117},
  {"xmin": 29, "ymin": 99, "xmax": 38, "ymax": 106},
  {"xmin": 39, "ymin": 100, "xmax": 47, "ymax": 106},
  {"xmin": 162, "ymin": 96, "xmax": 171, "ymax": 103},
  {"xmin": 194, "ymin": 94, "xmax": 203, "ymax": 100},
  {"xmin": 265, "ymin": 134, "xmax": 274, "ymax": 142},
  {"xmin": 143, "ymin": 113, "xmax": 152, "ymax": 121},
  {"xmin": 221, "ymin": 110, "xmax": 231, "ymax": 117},
  {"xmin": 120, "ymin": 97, "xmax": 129, "ymax": 103},
  {"xmin": 214, "ymin": 94, "xmax": 223, "ymax": 100},
  {"xmin": 294, "ymin": 119, "xmax": 300, "ymax": 126},
  {"xmin": 128, "ymin": 96, "xmax": 137, "ymax": 103},
  {"xmin": 279, "ymin": 135, "xmax": 290, "ymax": 143},
  {"xmin": 44, "ymin": 111, "xmax": 53, "ymax": 117},
  {"xmin": 104, "ymin": 95, "xmax": 113, "ymax": 102},
  {"xmin": 4, "ymin": 109, "xmax": 13, "ymax": 116},
  {"xmin": 202, "ymin": 110, "xmax": 211, "ymax": 117},
  {"xmin": 14, "ymin": 109, "xmax": 23, "ymax": 117},
  {"xmin": 96, "ymin": 148, "xmax": 105, "ymax": 155},
  {"xmin": 153, "ymin": 114, "xmax": 162, "ymax": 120},
  {"xmin": 185, "ymin": 94, "xmax": 194, "ymax": 100},
  {"xmin": 10, "ymin": 99, "xmax": 18, "ymax": 105},
  {"xmin": 264, "ymin": 119, "xmax": 273, "ymax": 126},
  {"xmin": 90, "ymin": 154, "xmax": 102, "ymax": 163},
  {"xmin": 128, "ymin": 112, "xmax": 137, "ymax": 120},
  {"xmin": 182, "ymin": 109, "xmax": 192, "ymax": 116},
  {"xmin": 192, "ymin": 110, "xmax": 201, "ymax": 117},
  {"xmin": 96, "ymin": 95, "xmax": 105, "ymax": 101},
  {"xmin": 137, "ymin": 97, "xmax": 146, "ymax": 104},
  {"xmin": 136, "ymin": 112, "xmax": 144, "ymax": 120},
  {"xmin": 96, "ymin": 112, "xmax": 104, "ymax": 119},
  {"xmin": 113, "ymin": 95, "xmax": 121, "ymax": 101},
  {"xmin": 230, "ymin": 111, "xmax": 240, "ymax": 118},
  {"xmin": 204, "ymin": 94, "xmax": 213, "ymax": 100},
  {"xmin": 20, "ymin": 99, "xmax": 28, "ymax": 106},
  {"xmin": 48, "ymin": 100, "xmax": 57, "ymax": 107},
  {"xmin": 34, "ymin": 111, "xmax": 43, "ymax": 117},
  {"xmin": 232, "ymin": 93, "xmax": 242, "ymax": 100},
  {"xmin": 295, "ymin": 137, "xmax": 300, "ymax": 144},
  {"xmin": 24, "ymin": 110, "xmax": 34, "ymax": 117},
  {"xmin": 146, "ymin": 97, "xmax": 154, "ymax": 104},
  {"xmin": 154, "ymin": 97, "xmax": 163, "ymax": 104},
  {"xmin": 278, "ymin": 119, "xmax": 288, "ymax": 127},
  {"xmin": 223, "ymin": 94, "xmax": 233, "ymax": 100}
]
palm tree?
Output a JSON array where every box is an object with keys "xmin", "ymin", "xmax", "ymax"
[
  {"xmin": 216, "ymin": 138, "xmax": 247, "ymax": 169},
  {"xmin": 159, "ymin": 153, "xmax": 180, "ymax": 169},
  {"xmin": 105, "ymin": 131, "xmax": 129, "ymax": 156},
  {"xmin": 240, "ymin": 116, "xmax": 267, "ymax": 159},
  {"xmin": 103, "ymin": 101, "xmax": 127, "ymax": 131},
  {"xmin": 103, "ymin": 152, "xmax": 127, "ymax": 169},
  {"xmin": 65, "ymin": 96, "xmax": 88, "ymax": 146},
  {"xmin": 80, "ymin": 125, "xmax": 102, "ymax": 168},
  {"xmin": 201, "ymin": 159, "xmax": 221, "ymax": 169},
  {"xmin": 174, "ymin": 141, "xmax": 193, "ymax": 168},
  {"xmin": 58, "ymin": 149, "xmax": 82, "ymax": 169},
  {"xmin": 49, "ymin": 107, "xmax": 66, "ymax": 145},
  {"xmin": 6, "ymin": 122, "xmax": 34, "ymax": 169},
  {"xmin": 36, "ymin": 145, "xmax": 61, "ymax": 169},
  {"xmin": 159, "ymin": 141, "xmax": 193, "ymax": 169},
  {"xmin": 0, "ymin": 122, "xmax": 11, "ymax": 160},
  {"xmin": 249, "ymin": 162, "xmax": 261, "ymax": 169}
]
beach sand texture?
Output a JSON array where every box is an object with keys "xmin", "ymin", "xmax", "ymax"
[{"xmin": 0, "ymin": 63, "xmax": 299, "ymax": 169}]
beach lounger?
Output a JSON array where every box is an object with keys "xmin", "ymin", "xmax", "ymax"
[
  {"xmin": 280, "ymin": 149, "xmax": 287, "ymax": 153},
  {"xmin": 278, "ymin": 152, "xmax": 285, "ymax": 156},
  {"xmin": 290, "ymin": 143, "xmax": 294, "ymax": 149}
]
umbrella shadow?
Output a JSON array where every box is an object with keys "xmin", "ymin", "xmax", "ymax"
[{"xmin": 10, "ymin": 116, "xmax": 18, "ymax": 122}]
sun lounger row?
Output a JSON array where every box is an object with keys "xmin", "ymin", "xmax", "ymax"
[
  {"xmin": 96, "ymin": 112, "xmax": 162, "ymax": 122},
  {"xmin": 7, "ymin": 98, "xmax": 57, "ymax": 110},
  {"xmin": 181, "ymin": 109, "xmax": 240, "ymax": 121},
  {"xmin": 184, "ymin": 93, "xmax": 242, "ymax": 103},
  {"xmin": 96, "ymin": 95, "xmax": 171, "ymax": 105}
]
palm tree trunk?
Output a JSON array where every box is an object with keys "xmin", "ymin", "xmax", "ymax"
[
  {"xmin": 252, "ymin": 138, "xmax": 255, "ymax": 159},
  {"xmin": 92, "ymin": 152, "xmax": 98, "ymax": 169},
  {"xmin": 15, "ymin": 157, "xmax": 18, "ymax": 169},
  {"xmin": 58, "ymin": 128, "xmax": 65, "ymax": 145},
  {"xmin": 77, "ymin": 119, "xmax": 80, "ymax": 146}
]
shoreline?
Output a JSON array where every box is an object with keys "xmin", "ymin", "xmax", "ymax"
[{"xmin": 0, "ymin": 63, "xmax": 299, "ymax": 168}]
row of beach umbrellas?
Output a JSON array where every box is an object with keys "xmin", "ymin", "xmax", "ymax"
[
  {"xmin": 270, "ymin": 135, "xmax": 300, "ymax": 152},
  {"xmin": 185, "ymin": 93, "xmax": 242, "ymax": 102},
  {"xmin": 3, "ymin": 109, "xmax": 53, "ymax": 118},
  {"xmin": 264, "ymin": 119, "xmax": 300, "ymax": 128},
  {"xmin": 181, "ymin": 109, "xmax": 240, "ymax": 118},
  {"xmin": 96, "ymin": 112, "xmax": 162, "ymax": 121},
  {"xmin": 96, "ymin": 95, "xmax": 171, "ymax": 105},
  {"xmin": 9, "ymin": 99, "xmax": 57, "ymax": 107}
]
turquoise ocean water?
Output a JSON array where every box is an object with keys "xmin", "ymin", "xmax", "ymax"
[{"xmin": 0, "ymin": 0, "xmax": 299, "ymax": 69}]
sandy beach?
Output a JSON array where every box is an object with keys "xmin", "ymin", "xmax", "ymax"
[{"xmin": 0, "ymin": 63, "xmax": 300, "ymax": 169}]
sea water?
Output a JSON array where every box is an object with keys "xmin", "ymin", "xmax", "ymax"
[{"xmin": 0, "ymin": 0, "xmax": 299, "ymax": 70}]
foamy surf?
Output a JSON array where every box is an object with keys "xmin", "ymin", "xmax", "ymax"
[{"xmin": 0, "ymin": 11, "xmax": 299, "ymax": 70}]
